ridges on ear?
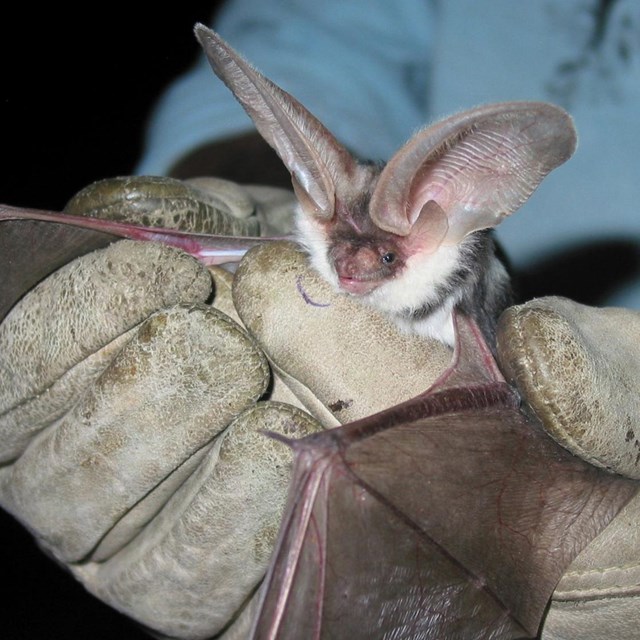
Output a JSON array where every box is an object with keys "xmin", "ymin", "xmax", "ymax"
[
  {"xmin": 195, "ymin": 24, "xmax": 357, "ymax": 222},
  {"xmin": 369, "ymin": 101, "xmax": 577, "ymax": 246}
]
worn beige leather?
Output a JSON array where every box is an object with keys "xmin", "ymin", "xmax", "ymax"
[
  {"xmin": 209, "ymin": 264, "xmax": 309, "ymax": 411},
  {"xmin": 2, "ymin": 302, "xmax": 271, "ymax": 562},
  {"xmin": 496, "ymin": 297, "xmax": 640, "ymax": 639},
  {"xmin": 241, "ymin": 184, "xmax": 298, "ymax": 236},
  {"xmin": 497, "ymin": 297, "xmax": 640, "ymax": 479},
  {"xmin": 0, "ymin": 236, "xmax": 327, "ymax": 638},
  {"xmin": 0, "ymin": 177, "xmax": 314, "ymax": 639},
  {"xmin": 65, "ymin": 175, "xmax": 260, "ymax": 236},
  {"xmin": 3, "ymin": 174, "xmax": 639, "ymax": 640},
  {"xmin": 233, "ymin": 241, "xmax": 452, "ymax": 427},
  {"xmin": 0, "ymin": 240, "xmax": 212, "ymax": 463},
  {"xmin": 73, "ymin": 402, "xmax": 320, "ymax": 639}
]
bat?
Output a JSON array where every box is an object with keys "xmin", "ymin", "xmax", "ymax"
[
  {"xmin": 249, "ymin": 311, "xmax": 638, "ymax": 639},
  {"xmin": 194, "ymin": 25, "xmax": 577, "ymax": 347},
  {"xmin": 0, "ymin": 26, "xmax": 577, "ymax": 349},
  {"xmin": 0, "ymin": 28, "xmax": 632, "ymax": 640}
]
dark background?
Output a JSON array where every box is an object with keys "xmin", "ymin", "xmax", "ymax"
[
  {"xmin": 2, "ymin": 5, "xmax": 222, "ymax": 210},
  {"xmin": 1, "ymin": 5, "xmax": 225, "ymax": 639}
]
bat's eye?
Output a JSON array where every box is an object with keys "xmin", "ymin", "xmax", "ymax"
[{"xmin": 381, "ymin": 252, "xmax": 396, "ymax": 265}]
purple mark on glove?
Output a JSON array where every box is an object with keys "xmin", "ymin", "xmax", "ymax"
[{"xmin": 296, "ymin": 275, "xmax": 331, "ymax": 308}]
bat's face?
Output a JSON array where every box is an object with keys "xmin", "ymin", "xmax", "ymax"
[
  {"xmin": 328, "ymin": 238, "xmax": 403, "ymax": 295},
  {"xmin": 295, "ymin": 186, "xmax": 410, "ymax": 298},
  {"xmin": 327, "ymin": 202, "xmax": 406, "ymax": 296},
  {"xmin": 295, "ymin": 193, "xmax": 462, "ymax": 320}
]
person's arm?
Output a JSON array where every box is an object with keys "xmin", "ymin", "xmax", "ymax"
[{"xmin": 136, "ymin": 0, "xmax": 435, "ymax": 178}]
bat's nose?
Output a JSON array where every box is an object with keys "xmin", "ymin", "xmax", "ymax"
[{"xmin": 333, "ymin": 245, "xmax": 381, "ymax": 278}]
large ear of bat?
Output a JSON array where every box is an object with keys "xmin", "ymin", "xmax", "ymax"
[
  {"xmin": 195, "ymin": 25, "xmax": 356, "ymax": 221},
  {"xmin": 369, "ymin": 102, "xmax": 577, "ymax": 242}
]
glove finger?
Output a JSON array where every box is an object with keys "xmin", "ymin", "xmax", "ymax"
[
  {"xmin": 232, "ymin": 241, "xmax": 452, "ymax": 426},
  {"xmin": 1, "ymin": 304, "xmax": 270, "ymax": 563},
  {"xmin": 208, "ymin": 264, "xmax": 308, "ymax": 412},
  {"xmin": 64, "ymin": 175, "xmax": 260, "ymax": 236},
  {"xmin": 185, "ymin": 176, "xmax": 257, "ymax": 219},
  {"xmin": 242, "ymin": 184, "xmax": 297, "ymax": 236},
  {"xmin": 496, "ymin": 296, "xmax": 640, "ymax": 479},
  {"xmin": 0, "ymin": 240, "xmax": 212, "ymax": 463},
  {"xmin": 72, "ymin": 401, "xmax": 322, "ymax": 639}
]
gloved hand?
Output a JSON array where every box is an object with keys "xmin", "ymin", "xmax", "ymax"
[
  {"xmin": 496, "ymin": 298, "xmax": 640, "ymax": 639},
  {"xmin": 0, "ymin": 176, "xmax": 453, "ymax": 639},
  {"xmin": 231, "ymin": 241, "xmax": 640, "ymax": 640},
  {"xmin": 0, "ymin": 176, "xmax": 323, "ymax": 639}
]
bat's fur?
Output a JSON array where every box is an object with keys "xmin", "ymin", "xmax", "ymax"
[{"xmin": 297, "ymin": 196, "xmax": 512, "ymax": 348}]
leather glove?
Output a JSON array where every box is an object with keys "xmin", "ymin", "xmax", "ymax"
[
  {"xmin": 0, "ymin": 177, "xmax": 325, "ymax": 639},
  {"xmin": 2, "ymin": 176, "xmax": 639, "ymax": 639},
  {"xmin": 0, "ymin": 176, "xmax": 452, "ymax": 639},
  {"xmin": 496, "ymin": 298, "xmax": 640, "ymax": 640},
  {"xmin": 230, "ymin": 242, "xmax": 640, "ymax": 640}
]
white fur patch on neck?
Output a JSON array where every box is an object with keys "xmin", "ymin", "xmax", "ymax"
[
  {"xmin": 393, "ymin": 299, "xmax": 456, "ymax": 346},
  {"xmin": 363, "ymin": 245, "xmax": 462, "ymax": 346},
  {"xmin": 365, "ymin": 244, "xmax": 463, "ymax": 313}
]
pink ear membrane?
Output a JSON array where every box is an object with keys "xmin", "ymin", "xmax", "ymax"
[{"xmin": 404, "ymin": 200, "xmax": 450, "ymax": 255}]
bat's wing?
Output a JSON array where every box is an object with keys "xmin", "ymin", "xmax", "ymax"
[
  {"xmin": 0, "ymin": 216, "xmax": 117, "ymax": 322},
  {"xmin": 0, "ymin": 204, "xmax": 280, "ymax": 321},
  {"xmin": 252, "ymin": 314, "xmax": 637, "ymax": 639}
]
